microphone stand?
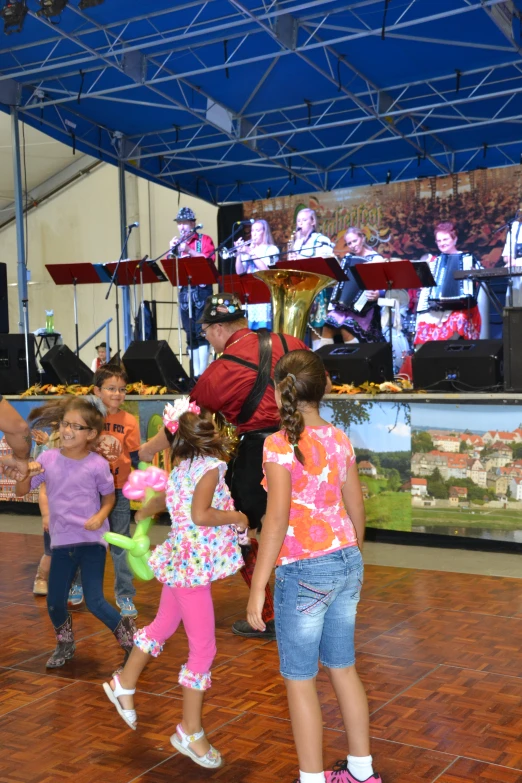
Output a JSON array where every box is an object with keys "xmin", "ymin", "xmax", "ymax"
[{"xmin": 105, "ymin": 223, "xmax": 136, "ymax": 360}]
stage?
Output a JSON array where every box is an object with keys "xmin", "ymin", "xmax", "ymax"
[{"xmin": 2, "ymin": 392, "xmax": 522, "ymax": 550}]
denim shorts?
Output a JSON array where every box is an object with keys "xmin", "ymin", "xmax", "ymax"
[{"xmin": 274, "ymin": 546, "xmax": 363, "ymax": 680}]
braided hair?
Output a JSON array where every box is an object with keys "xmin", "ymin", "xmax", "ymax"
[{"xmin": 274, "ymin": 350, "xmax": 327, "ymax": 465}]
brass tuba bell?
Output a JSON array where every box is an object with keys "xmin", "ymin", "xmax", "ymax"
[{"xmin": 254, "ymin": 267, "xmax": 335, "ymax": 341}]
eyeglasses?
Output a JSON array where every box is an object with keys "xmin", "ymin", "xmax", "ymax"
[
  {"xmin": 102, "ymin": 386, "xmax": 127, "ymax": 394},
  {"xmin": 199, "ymin": 324, "xmax": 212, "ymax": 338},
  {"xmin": 60, "ymin": 420, "xmax": 92, "ymax": 432}
]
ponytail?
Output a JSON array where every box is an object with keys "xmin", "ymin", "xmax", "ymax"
[
  {"xmin": 274, "ymin": 349, "xmax": 328, "ymax": 467},
  {"xmin": 278, "ymin": 374, "xmax": 305, "ymax": 465}
]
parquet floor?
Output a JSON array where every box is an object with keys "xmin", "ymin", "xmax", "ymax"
[{"xmin": 1, "ymin": 533, "xmax": 522, "ymax": 782}]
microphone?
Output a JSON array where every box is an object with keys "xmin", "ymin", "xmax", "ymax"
[
  {"xmin": 128, "ymin": 221, "xmax": 139, "ymax": 229},
  {"xmin": 195, "ymin": 223, "xmax": 203, "ymax": 230},
  {"xmin": 235, "ymin": 219, "xmax": 255, "ymax": 225}
]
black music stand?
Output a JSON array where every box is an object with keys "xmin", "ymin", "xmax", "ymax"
[
  {"xmin": 161, "ymin": 256, "xmax": 220, "ymax": 381},
  {"xmin": 45, "ymin": 262, "xmax": 106, "ymax": 355},
  {"xmin": 353, "ymin": 260, "xmax": 435, "ymax": 348}
]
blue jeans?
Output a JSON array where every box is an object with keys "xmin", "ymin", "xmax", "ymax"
[
  {"xmin": 274, "ymin": 546, "xmax": 363, "ymax": 680},
  {"xmin": 108, "ymin": 488, "xmax": 136, "ymax": 600},
  {"xmin": 47, "ymin": 544, "xmax": 121, "ymax": 631}
]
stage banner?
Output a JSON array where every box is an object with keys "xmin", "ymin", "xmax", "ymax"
[
  {"xmin": 2, "ymin": 397, "xmax": 522, "ymax": 547},
  {"xmin": 243, "ymin": 166, "xmax": 522, "ymax": 265}
]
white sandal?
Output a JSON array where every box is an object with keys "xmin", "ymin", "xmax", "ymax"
[
  {"xmin": 102, "ymin": 675, "xmax": 137, "ymax": 730},
  {"xmin": 170, "ymin": 723, "xmax": 223, "ymax": 769}
]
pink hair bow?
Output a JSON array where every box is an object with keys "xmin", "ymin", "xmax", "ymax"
[{"xmin": 162, "ymin": 398, "xmax": 201, "ymax": 435}]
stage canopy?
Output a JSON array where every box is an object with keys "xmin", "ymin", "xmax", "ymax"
[{"xmin": 2, "ymin": 0, "xmax": 522, "ymax": 204}]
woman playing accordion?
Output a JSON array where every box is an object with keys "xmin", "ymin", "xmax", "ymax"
[
  {"xmin": 320, "ymin": 227, "xmax": 384, "ymax": 347},
  {"xmin": 415, "ymin": 222, "xmax": 481, "ymax": 344}
]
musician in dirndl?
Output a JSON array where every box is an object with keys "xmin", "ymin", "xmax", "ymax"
[
  {"xmin": 318, "ymin": 227, "xmax": 384, "ymax": 349},
  {"xmin": 234, "ymin": 219, "xmax": 279, "ymax": 329},
  {"xmin": 291, "ymin": 208, "xmax": 336, "ymax": 344},
  {"xmin": 414, "ymin": 221, "xmax": 481, "ymax": 344}
]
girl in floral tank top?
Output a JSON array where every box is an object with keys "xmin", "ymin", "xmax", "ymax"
[
  {"xmin": 103, "ymin": 400, "xmax": 247, "ymax": 770},
  {"xmin": 247, "ymin": 350, "xmax": 382, "ymax": 783}
]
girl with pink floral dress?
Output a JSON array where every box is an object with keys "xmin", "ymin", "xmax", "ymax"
[{"xmin": 103, "ymin": 399, "xmax": 247, "ymax": 769}]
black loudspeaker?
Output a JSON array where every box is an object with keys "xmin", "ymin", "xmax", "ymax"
[
  {"xmin": 123, "ymin": 340, "xmax": 191, "ymax": 392},
  {"xmin": 0, "ymin": 334, "xmax": 37, "ymax": 393},
  {"xmin": 316, "ymin": 342, "xmax": 394, "ymax": 385},
  {"xmin": 504, "ymin": 307, "xmax": 522, "ymax": 391},
  {"xmin": 40, "ymin": 344, "xmax": 93, "ymax": 386},
  {"xmin": 412, "ymin": 340, "xmax": 503, "ymax": 392},
  {"xmin": 0, "ymin": 263, "xmax": 7, "ymax": 334}
]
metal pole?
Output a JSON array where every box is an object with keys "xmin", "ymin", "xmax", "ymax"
[
  {"xmin": 175, "ymin": 253, "xmax": 183, "ymax": 364},
  {"xmin": 11, "ymin": 107, "xmax": 28, "ymax": 334},
  {"xmin": 118, "ymin": 158, "xmax": 133, "ymax": 350},
  {"xmin": 140, "ymin": 264, "xmax": 146, "ymax": 340},
  {"xmin": 105, "ymin": 321, "xmax": 111, "ymax": 363},
  {"xmin": 73, "ymin": 278, "xmax": 80, "ymax": 354},
  {"xmin": 22, "ymin": 298, "xmax": 30, "ymax": 388}
]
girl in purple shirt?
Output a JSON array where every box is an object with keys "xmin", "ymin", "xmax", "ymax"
[{"xmin": 15, "ymin": 396, "xmax": 136, "ymax": 669}]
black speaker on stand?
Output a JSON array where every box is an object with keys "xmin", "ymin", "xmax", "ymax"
[
  {"xmin": 412, "ymin": 340, "xmax": 504, "ymax": 391},
  {"xmin": 40, "ymin": 344, "xmax": 93, "ymax": 386},
  {"xmin": 0, "ymin": 334, "xmax": 37, "ymax": 393},
  {"xmin": 122, "ymin": 340, "xmax": 191, "ymax": 392},
  {"xmin": 504, "ymin": 307, "xmax": 522, "ymax": 391},
  {"xmin": 315, "ymin": 343, "xmax": 394, "ymax": 385}
]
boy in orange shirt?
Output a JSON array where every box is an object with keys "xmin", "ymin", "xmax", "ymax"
[{"xmin": 94, "ymin": 365, "xmax": 140, "ymax": 618}]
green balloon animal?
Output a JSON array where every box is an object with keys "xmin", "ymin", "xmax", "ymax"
[{"xmin": 104, "ymin": 462, "xmax": 168, "ymax": 581}]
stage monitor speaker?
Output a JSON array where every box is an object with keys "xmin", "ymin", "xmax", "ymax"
[
  {"xmin": 122, "ymin": 340, "xmax": 191, "ymax": 392},
  {"xmin": 412, "ymin": 339, "xmax": 503, "ymax": 392},
  {"xmin": 0, "ymin": 263, "xmax": 7, "ymax": 334},
  {"xmin": 0, "ymin": 334, "xmax": 37, "ymax": 394},
  {"xmin": 504, "ymin": 307, "xmax": 522, "ymax": 391},
  {"xmin": 40, "ymin": 345, "xmax": 93, "ymax": 386},
  {"xmin": 315, "ymin": 342, "xmax": 394, "ymax": 386}
]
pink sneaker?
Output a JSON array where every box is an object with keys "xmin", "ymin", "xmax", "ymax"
[{"xmin": 325, "ymin": 767, "xmax": 382, "ymax": 783}]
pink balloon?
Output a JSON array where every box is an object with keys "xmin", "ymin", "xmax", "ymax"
[
  {"xmin": 122, "ymin": 466, "xmax": 168, "ymax": 501},
  {"xmin": 144, "ymin": 466, "xmax": 168, "ymax": 492}
]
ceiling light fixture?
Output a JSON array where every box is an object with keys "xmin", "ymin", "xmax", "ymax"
[
  {"xmin": 78, "ymin": 0, "xmax": 104, "ymax": 8},
  {"xmin": 37, "ymin": 0, "xmax": 68, "ymax": 19},
  {"xmin": 0, "ymin": 0, "xmax": 28, "ymax": 34}
]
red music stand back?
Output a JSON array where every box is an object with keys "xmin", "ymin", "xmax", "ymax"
[
  {"xmin": 45, "ymin": 263, "xmax": 104, "ymax": 285},
  {"xmin": 104, "ymin": 259, "xmax": 165, "ymax": 286},
  {"xmin": 275, "ymin": 257, "xmax": 347, "ymax": 282},
  {"xmin": 161, "ymin": 255, "xmax": 220, "ymax": 287},
  {"xmin": 353, "ymin": 260, "xmax": 430, "ymax": 291},
  {"xmin": 222, "ymin": 273, "xmax": 271, "ymax": 304}
]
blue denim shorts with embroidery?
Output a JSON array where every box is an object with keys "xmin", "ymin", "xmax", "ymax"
[{"xmin": 274, "ymin": 546, "xmax": 363, "ymax": 680}]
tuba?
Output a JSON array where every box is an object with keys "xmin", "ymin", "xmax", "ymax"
[{"xmin": 254, "ymin": 263, "xmax": 335, "ymax": 340}]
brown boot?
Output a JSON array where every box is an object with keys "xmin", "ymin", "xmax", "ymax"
[
  {"xmin": 112, "ymin": 615, "xmax": 136, "ymax": 675},
  {"xmin": 46, "ymin": 614, "xmax": 75, "ymax": 668}
]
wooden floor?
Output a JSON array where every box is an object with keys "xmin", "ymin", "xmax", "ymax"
[{"xmin": 2, "ymin": 533, "xmax": 522, "ymax": 782}]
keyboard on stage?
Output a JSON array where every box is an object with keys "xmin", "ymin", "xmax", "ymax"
[{"xmin": 453, "ymin": 267, "xmax": 522, "ymax": 280}]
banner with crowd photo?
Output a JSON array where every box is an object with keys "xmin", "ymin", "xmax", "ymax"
[{"xmin": 243, "ymin": 164, "xmax": 522, "ymax": 264}]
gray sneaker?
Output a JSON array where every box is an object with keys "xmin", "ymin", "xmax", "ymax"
[{"xmin": 231, "ymin": 619, "xmax": 276, "ymax": 640}]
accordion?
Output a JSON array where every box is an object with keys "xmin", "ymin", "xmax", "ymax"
[
  {"xmin": 329, "ymin": 255, "xmax": 373, "ymax": 316},
  {"xmin": 417, "ymin": 253, "xmax": 477, "ymax": 313}
]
